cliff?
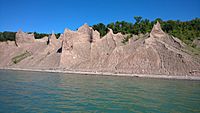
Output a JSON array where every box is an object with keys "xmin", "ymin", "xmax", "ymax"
[{"xmin": 0, "ymin": 22, "xmax": 199, "ymax": 76}]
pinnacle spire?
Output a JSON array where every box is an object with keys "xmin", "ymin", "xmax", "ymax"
[{"xmin": 150, "ymin": 21, "xmax": 165, "ymax": 38}]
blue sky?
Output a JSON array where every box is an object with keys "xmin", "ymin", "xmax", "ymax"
[{"xmin": 0, "ymin": 0, "xmax": 199, "ymax": 33}]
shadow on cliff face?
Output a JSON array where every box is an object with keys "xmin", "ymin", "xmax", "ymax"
[{"xmin": 57, "ymin": 47, "xmax": 62, "ymax": 53}]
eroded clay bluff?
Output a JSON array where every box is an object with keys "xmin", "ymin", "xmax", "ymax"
[
  {"xmin": 0, "ymin": 22, "xmax": 200, "ymax": 76},
  {"xmin": 0, "ymin": 30, "xmax": 62, "ymax": 69}
]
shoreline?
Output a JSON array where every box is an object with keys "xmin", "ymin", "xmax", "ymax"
[{"xmin": 0, "ymin": 67, "xmax": 200, "ymax": 81}]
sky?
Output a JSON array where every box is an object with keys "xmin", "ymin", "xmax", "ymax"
[{"xmin": 0, "ymin": 0, "xmax": 199, "ymax": 33}]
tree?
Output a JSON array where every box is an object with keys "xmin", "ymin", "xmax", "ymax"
[
  {"xmin": 139, "ymin": 19, "xmax": 151, "ymax": 34},
  {"xmin": 107, "ymin": 22, "xmax": 115, "ymax": 30},
  {"xmin": 92, "ymin": 23, "xmax": 108, "ymax": 37},
  {"xmin": 1, "ymin": 31, "xmax": 16, "ymax": 41},
  {"xmin": 134, "ymin": 16, "xmax": 142, "ymax": 23}
]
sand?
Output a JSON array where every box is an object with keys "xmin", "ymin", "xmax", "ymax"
[{"xmin": 1, "ymin": 67, "xmax": 200, "ymax": 80}]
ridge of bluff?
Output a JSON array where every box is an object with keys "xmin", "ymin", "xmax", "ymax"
[
  {"xmin": 15, "ymin": 30, "xmax": 35, "ymax": 46},
  {"xmin": 0, "ymin": 22, "xmax": 199, "ymax": 76}
]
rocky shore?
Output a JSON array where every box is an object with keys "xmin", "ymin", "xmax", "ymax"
[{"xmin": 1, "ymin": 67, "xmax": 200, "ymax": 80}]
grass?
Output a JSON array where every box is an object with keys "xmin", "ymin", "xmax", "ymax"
[
  {"xmin": 180, "ymin": 45, "xmax": 200, "ymax": 63},
  {"xmin": 12, "ymin": 51, "xmax": 32, "ymax": 64},
  {"xmin": 122, "ymin": 34, "xmax": 133, "ymax": 44}
]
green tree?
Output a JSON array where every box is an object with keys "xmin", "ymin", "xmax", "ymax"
[
  {"xmin": 134, "ymin": 16, "xmax": 142, "ymax": 23},
  {"xmin": 93, "ymin": 23, "xmax": 108, "ymax": 37}
]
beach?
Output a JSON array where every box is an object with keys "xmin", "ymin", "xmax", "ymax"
[{"xmin": 1, "ymin": 67, "xmax": 200, "ymax": 80}]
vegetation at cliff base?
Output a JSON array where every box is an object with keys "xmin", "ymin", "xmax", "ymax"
[{"xmin": 12, "ymin": 51, "xmax": 32, "ymax": 64}]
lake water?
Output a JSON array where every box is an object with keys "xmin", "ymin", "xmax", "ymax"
[{"xmin": 0, "ymin": 70, "xmax": 200, "ymax": 113}]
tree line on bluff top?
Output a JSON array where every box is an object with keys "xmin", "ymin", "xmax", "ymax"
[
  {"xmin": 93, "ymin": 17, "xmax": 200, "ymax": 46},
  {"xmin": 0, "ymin": 32, "xmax": 61, "ymax": 41},
  {"xmin": 0, "ymin": 17, "xmax": 199, "ymax": 47}
]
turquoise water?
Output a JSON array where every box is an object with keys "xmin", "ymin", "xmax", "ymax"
[{"xmin": 0, "ymin": 70, "xmax": 200, "ymax": 113}]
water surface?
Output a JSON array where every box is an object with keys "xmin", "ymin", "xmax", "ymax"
[{"xmin": 0, "ymin": 70, "xmax": 200, "ymax": 112}]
